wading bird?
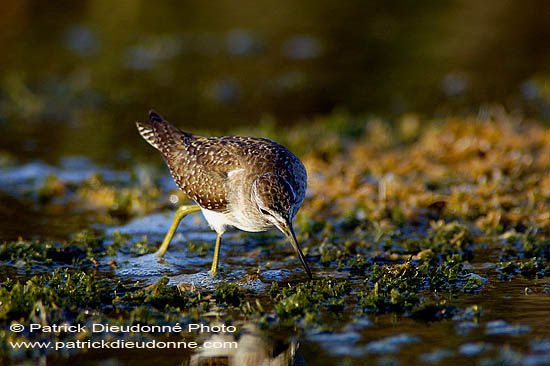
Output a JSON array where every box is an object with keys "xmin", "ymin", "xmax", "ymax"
[{"xmin": 136, "ymin": 111, "xmax": 312, "ymax": 278}]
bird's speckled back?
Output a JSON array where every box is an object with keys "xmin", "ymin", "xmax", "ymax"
[{"xmin": 137, "ymin": 111, "xmax": 307, "ymax": 216}]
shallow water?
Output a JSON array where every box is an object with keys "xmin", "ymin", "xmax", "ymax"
[
  {"xmin": 109, "ymin": 210, "xmax": 307, "ymax": 288},
  {"xmin": 2, "ymin": 128, "xmax": 550, "ymax": 366},
  {"xmin": 20, "ymin": 194, "xmax": 545, "ymax": 365}
]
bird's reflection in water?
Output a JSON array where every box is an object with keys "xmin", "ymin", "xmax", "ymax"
[{"xmin": 188, "ymin": 323, "xmax": 305, "ymax": 366}]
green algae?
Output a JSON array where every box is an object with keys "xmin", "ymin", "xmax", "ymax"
[
  {"xmin": 338, "ymin": 254, "xmax": 371, "ymax": 275},
  {"xmin": 0, "ymin": 269, "xmax": 111, "ymax": 323},
  {"xmin": 401, "ymin": 220, "xmax": 474, "ymax": 258},
  {"xmin": 500, "ymin": 229, "xmax": 550, "ymax": 260},
  {"xmin": 118, "ymin": 277, "xmax": 204, "ymax": 311},
  {"xmin": 359, "ymin": 258, "xmax": 477, "ymax": 315},
  {"xmin": 497, "ymin": 258, "xmax": 550, "ymax": 279},
  {"xmin": 2, "ymin": 111, "xmax": 550, "ymax": 364},
  {"xmin": 268, "ymin": 278, "xmax": 351, "ymax": 329},
  {"xmin": 105, "ymin": 231, "xmax": 151, "ymax": 257},
  {"xmin": 497, "ymin": 229, "xmax": 550, "ymax": 279},
  {"xmin": 214, "ymin": 282, "xmax": 248, "ymax": 307},
  {"xmin": 0, "ymin": 233, "xmax": 102, "ymax": 270},
  {"xmin": 186, "ymin": 241, "xmax": 210, "ymax": 256}
]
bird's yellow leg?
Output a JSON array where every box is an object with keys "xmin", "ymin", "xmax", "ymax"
[
  {"xmin": 155, "ymin": 205, "xmax": 201, "ymax": 257},
  {"xmin": 209, "ymin": 234, "xmax": 222, "ymax": 276}
]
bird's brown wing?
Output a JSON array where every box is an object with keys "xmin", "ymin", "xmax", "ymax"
[
  {"xmin": 139, "ymin": 111, "xmax": 241, "ymax": 212},
  {"xmin": 137, "ymin": 111, "xmax": 305, "ymax": 212},
  {"xmin": 169, "ymin": 136, "xmax": 248, "ymax": 212}
]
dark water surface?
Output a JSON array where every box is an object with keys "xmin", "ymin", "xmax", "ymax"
[
  {"xmin": 1, "ymin": 0, "xmax": 549, "ymax": 163},
  {"xmin": 5, "ymin": 210, "xmax": 549, "ymax": 365}
]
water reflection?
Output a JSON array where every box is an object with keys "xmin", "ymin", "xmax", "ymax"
[{"xmin": 190, "ymin": 324, "xmax": 301, "ymax": 366}]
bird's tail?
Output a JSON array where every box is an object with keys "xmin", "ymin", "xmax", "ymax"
[
  {"xmin": 136, "ymin": 121, "xmax": 161, "ymax": 150},
  {"xmin": 136, "ymin": 110, "xmax": 191, "ymax": 154}
]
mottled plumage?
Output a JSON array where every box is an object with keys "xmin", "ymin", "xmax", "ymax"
[{"xmin": 136, "ymin": 110, "xmax": 311, "ymax": 278}]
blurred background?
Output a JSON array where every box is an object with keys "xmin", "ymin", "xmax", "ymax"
[{"xmin": 0, "ymin": 0, "xmax": 549, "ymax": 164}]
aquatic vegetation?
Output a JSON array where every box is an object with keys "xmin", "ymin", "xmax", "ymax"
[
  {"xmin": 0, "ymin": 269, "xmax": 110, "ymax": 322},
  {"xmin": 118, "ymin": 277, "xmax": 202, "ymax": 311},
  {"xmin": 500, "ymin": 229, "xmax": 550, "ymax": 260},
  {"xmin": 359, "ymin": 256, "xmax": 483, "ymax": 315},
  {"xmin": 268, "ymin": 278, "xmax": 351, "ymax": 329},
  {"xmin": 214, "ymin": 282, "xmax": 247, "ymax": 307},
  {"xmin": 186, "ymin": 241, "xmax": 210, "ymax": 256},
  {"xmin": 301, "ymin": 113, "xmax": 550, "ymax": 238},
  {"xmin": 497, "ymin": 229, "xmax": 550, "ymax": 279},
  {"xmin": 497, "ymin": 258, "xmax": 550, "ymax": 279},
  {"xmin": 2, "ymin": 110, "xmax": 550, "ymax": 364},
  {"xmin": 0, "ymin": 233, "xmax": 103, "ymax": 270}
]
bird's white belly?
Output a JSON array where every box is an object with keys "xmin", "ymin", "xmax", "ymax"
[{"xmin": 201, "ymin": 208, "xmax": 270, "ymax": 235}]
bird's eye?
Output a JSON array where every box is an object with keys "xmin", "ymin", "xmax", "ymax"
[{"xmin": 260, "ymin": 208, "xmax": 270, "ymax": 216}]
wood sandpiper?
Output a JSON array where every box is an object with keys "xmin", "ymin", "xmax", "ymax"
[{"xmin": 136, "ymin": 111, "xmax": 312, "ymax": 279}]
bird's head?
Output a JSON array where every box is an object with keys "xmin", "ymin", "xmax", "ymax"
[{"xmin": 252, "ymin": 173, "xmax": 312, "ymax": 279}]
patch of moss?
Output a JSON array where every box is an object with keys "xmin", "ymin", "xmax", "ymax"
[
  {"xmin": 269, "ymin": 278, "xmax": 351, "ymax": 329},
  {"xmin": 132, "ymin": 237, "xmax": 151, "ymax": 255},
  {"xmin": 500, "ymin": 229, "xmax": 550, "ymax": 260},
  {"xmin": 498, "ymin": 258, "xmax": 549, "ymax": 279},
  {"xmin": 0, "ymin": 268, "xmax": 111, "ymax": 323},
  {"xmin": 0, "ymin": 239, "xmax": 53, "ymax": 265},
  {"xmin": 72, "ymin": 229, "xmax": 105, "ymax": 250},
  {"xmin": 461, "ymin": 273, "xmax": 487, "ymax": 293},
  {"xmin": 118, "ymin": 277, "xmax": 204, "ymax": 311},
  {"xmin": 360, "ymin": 257, "xmax": 483, "ymax": 314},
  {"xmin": 417, "ymin": 220, "xmax": 474, "ymax": 258},
  {"xmin": 0, "ymin": 233, "xmax": 105, "ymax": 270},
  {"xmin": 104, "ymin": 231, "xmax": 152, "ymax": 257},
  {"xmin": 497, "ymin": 229, "xmax": 550, "ymax": 279},
  {"xmin": 338, "ymin": 254, "xmax": 372, "ymax": 275},
  {"xmin": 319, "ymin": 239, "xmax": 347, "ymax": 266},
  {"xmin": 214, "ymin": 282, "xmax": 246, "ymax": 307},
  {"xmin": 187, "ymin": 241, "xmax": 210, "ymax": 256}
]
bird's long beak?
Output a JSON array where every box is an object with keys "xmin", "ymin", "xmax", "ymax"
[{"xmin": 279, "ymin": 220, "xmax": 313, "ymax": 279}]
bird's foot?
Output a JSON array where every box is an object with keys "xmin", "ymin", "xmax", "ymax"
[{"xmin": 208, "ymin": 269, "xmax": 220, "ymax": 278}]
